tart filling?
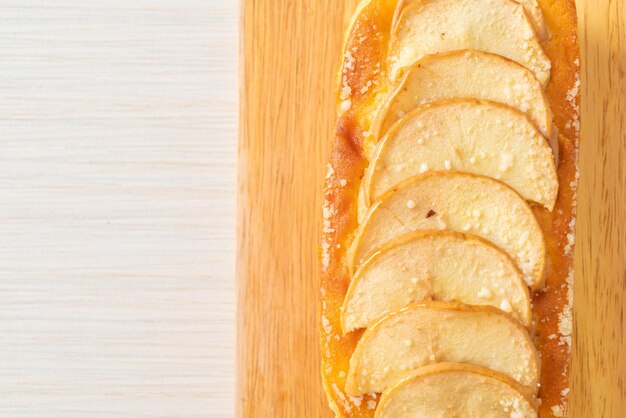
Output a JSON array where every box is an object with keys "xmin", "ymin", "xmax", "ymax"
[
  {"xmin": 347, "ymin": 172, "xmax": 546, "ymax": 288},
  {"xmin": 363, "ymin": 99, "xmax": 558, "ymax": 210},
  {"xmin": 391, "ymin": 0, "xmax": 549, "ymax": 41},
  {"xmin": 374, "ymin": 363, "xmax": 538, "ymax": 418},
  {"xmin": 321, "ymin": 0, "xmax": 579, "ymax": 415},
  {"xmin": 345, "ymin": 302, "xmax": 540, "ymax": 395},
  {"xmin": 342, "ymin": 230, "xmax": 531, "ymax": 332},
  {"xmin": 370, "ymin": 50, "xmax": 553, "ymax": 142},
  {"xmin": 388, "ymin": 0, "xmax": 551, "ymax": 85}
]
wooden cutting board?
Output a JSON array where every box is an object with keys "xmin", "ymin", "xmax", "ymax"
[{"xmin": 238, "ymin": 0, "xmax": 626, "ymax": 417}]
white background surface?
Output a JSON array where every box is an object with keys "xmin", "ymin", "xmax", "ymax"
[{"xmin": 0, "ymin": 1, "xmax": 236, "ymax": 417}]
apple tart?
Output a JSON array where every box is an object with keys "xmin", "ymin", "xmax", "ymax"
[{"xmin": 320, "ymin": 0, "xmax": 580, "ymax": 417}]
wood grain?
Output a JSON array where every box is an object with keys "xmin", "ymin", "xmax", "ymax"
[
  {"xmin": 571, "ymin": 0, "xmax": 626, "ymax": 417},
  {"xmin": 0, "ymin": 1, "xmax": 236, "ymax": 417},
  {"xmin": 238, "ymin": 0, "xmax": 357, "ymax": 416},
  {"xmin": 238, "ymin": 0, "xmax": 625, "ymax": 417}
]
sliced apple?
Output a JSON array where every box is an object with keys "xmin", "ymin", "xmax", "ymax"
[
  {"xmin": 363, "ymin": 99, "xmax": 558, "ymax": 210},
  {"xmin": 516, "ymin": 0, "xmax": 549, "ymax": 40},
  {"xmin": 388, "ymin": 0, "xmax": 551, "ymax": 85},
  {"xmin": 391, "ymin": 0, "xmax": 548, "ymax": 41},
  {"xmin": 371, "ymin": 50, "xmax": 552, "ymax": 139},
  {"xmin": 345, "ymin": 302, "xmax": 540, "ymax": 395},
  {"xmin": 374, "ymin": 363, "xmax": 538, "ymax": 418},
  {"xmin": 346, "ymin": 172, "xmax": 545, "ymax": 288},
  {"xmin": 357, "ymin": 181, "xmax": 369, "ymax": 223},
  {"xmin": 342, "ymin": 230, "xmax": 531, "ymax": 332}
]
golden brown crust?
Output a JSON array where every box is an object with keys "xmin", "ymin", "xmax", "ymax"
[{"xmin": 321, "ymin": 0, "xmax": 579, "ymax": 416}]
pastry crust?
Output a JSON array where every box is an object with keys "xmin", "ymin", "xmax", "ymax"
[{"xmin": 320, "ymin": 0, "xmax": 579, "ymax": 416}]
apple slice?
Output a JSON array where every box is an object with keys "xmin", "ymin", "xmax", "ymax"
[
  {"xmin": 363, "ymin": 99, "xmax": 558, "ymax": 210},
  {"xmin": 388, "ymin": 0, "xmax": 551, "ymax": 85},
  {"xmin": 344, "ymin": 302, "xmax": 540, "ymax": 395},
  {"xmin": 342, "ymin": 230, "xmax": 531, "ymax": 332},
  {"xmin": 374, "ymin": 363, "xmax": 538, "ymax": 418},
  {"xmin": 371, "ymin": 50, "xmax": 552, "ymax": 139},
  {"xmin": 346, "ymin": 172, "xmax": 545, "ymax": 288},
  {"xmin": 391, "ymin": 0, "xmax": 548, "ymax": 41}
]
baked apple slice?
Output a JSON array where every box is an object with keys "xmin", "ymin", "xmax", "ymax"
[
  {"xmin": 341, "ymin": 230, "xmax": 531, "ymax": 332},
  {"xmin": 346, "ymin": 172, "xmax": 545, "ymax": 288},
  {"xmin": 374, "ymin": 363, "xmax": 538, "ymax": 418},
  {"xmin": 345, "ymin": 302, "xmax": 539, "ymax": 395},
  {"xmin": 388, "ymin": 0, "xmax": 551, "ymax": 85},
  {"xmin": 363, "ymin": 99, "xmax": 558, "ymax": 210},
  {"xmin": 371, "ymin": 50, "xmax": 552, "ymax": 139},
  {"xmin": 391, "ymin": 0, "xmax": 548, "ymax": 41}
]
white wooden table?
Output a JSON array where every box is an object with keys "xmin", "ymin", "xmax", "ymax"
[{"xmin": 0, "ymin": 1, "xmax": 235, "ymax": 417}]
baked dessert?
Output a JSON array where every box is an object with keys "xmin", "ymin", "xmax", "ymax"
[
  {"xmin": 375, "ymin": 363, "xmax": 539, "ymax": 418},
  {"xmin": 320, "ymin": 0, "xmax": 580, "ymax": 416}
]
